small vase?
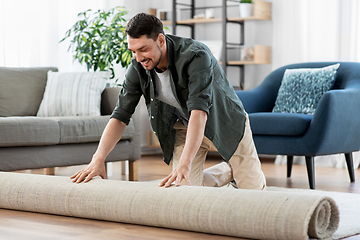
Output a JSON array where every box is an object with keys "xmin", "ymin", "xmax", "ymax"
[{"xmin": 239, "ymin": 3, "xmax": 254, "ymax": 18}]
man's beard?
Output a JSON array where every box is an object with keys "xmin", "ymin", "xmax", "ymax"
[{"xmin": 141, "ymin": 44, "xmax": 162, "ymax": 71}]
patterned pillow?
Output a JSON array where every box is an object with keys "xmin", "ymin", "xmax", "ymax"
[
  {"xmin": 272, "ymin": 63, "xmax": 340, "ymax": 114},
  {"xmin": 37, "ymin": 71, "xmax": 110, "ymax": 117}
]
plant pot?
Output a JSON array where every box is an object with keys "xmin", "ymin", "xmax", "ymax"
[{"xmin": 239, "ymin": 3, "xmax": 254, "ymax": 18}]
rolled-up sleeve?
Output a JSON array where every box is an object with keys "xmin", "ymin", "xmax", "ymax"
[
  {"xmin": 110, "ymin": 65, "xmax": 142, "ymax": 125},
  {"xmin": 186, "ymin": 50, "xmax": 214, "ymax": 115}
]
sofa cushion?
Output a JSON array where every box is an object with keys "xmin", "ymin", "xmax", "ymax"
[
  {"xmin": 0, "ymin": 115, "xmax": 134, "ymax": 147},
  {"xmin": 249, "ymin": 113, "xmax": 313, "ymax": 136},
  {"xmin": 0, "ymin": 117, "xmax": 60, "ymax": 147},
  {"xmin": 37, "ymin": 71, "xmax": 110, "ymax": 117},
  {"xmin": 0, "ymin": 67, "xmax": 58, "ymax": 117},
  {"xmin": 54, "ymin": 115, "xmax": 134, "ymax": 144},
  {"xmin": 272, "ymin": 63, "xmax": 340, "ymax": 114}
]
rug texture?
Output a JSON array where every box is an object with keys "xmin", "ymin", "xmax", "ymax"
[
  {"xmin": 268, "ymin": 187, "xmax": 360, "ymax": 239},
  {"xmin": 0, "ymin": 172, "xmax": 340, "ymax": 240}
]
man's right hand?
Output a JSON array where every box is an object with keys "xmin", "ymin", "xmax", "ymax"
[
  {"xmin": 71, "ymin": 155, "xmax": 107, "ymax": 183},
  {"xmin": 70, "ymin": 118, "xmax": 127, "ymax": 183}
]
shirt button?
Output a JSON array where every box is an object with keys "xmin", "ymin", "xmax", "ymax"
[
  {"xmin": 151, "ymin": 116, "xmax": 154, "ymax": 119},
  {"xmin": 151, "ymin": 98, "xmax": 154, "ymax": 101}
]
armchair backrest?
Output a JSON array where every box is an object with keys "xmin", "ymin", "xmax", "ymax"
[{"xmin": 254, "ymin": 62, "xmax": 360, "ymax": 111}]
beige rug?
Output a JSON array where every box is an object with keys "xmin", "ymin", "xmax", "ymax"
[
  {"xmin": 268, "ymin": 186, "xmax": 360, "ymax": 240},
  {"xmin": 0, "ymin": 172, "xmax": 347, "ymax": 240}
]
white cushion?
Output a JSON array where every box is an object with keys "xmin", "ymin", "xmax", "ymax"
[{"xmin": 37, "ymin": 71, "xmax": 110, "ymax": 117}]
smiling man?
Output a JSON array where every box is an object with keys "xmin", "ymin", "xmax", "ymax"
[{"xmin": 71, "ymin": 13, "xmax": 266, "ymax": 190}]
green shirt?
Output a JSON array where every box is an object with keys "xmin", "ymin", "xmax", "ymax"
[{"xmin": 111, "ymin": 34, "xmax": 246, "ymax": 165}]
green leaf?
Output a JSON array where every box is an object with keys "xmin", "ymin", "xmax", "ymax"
[{"xmin": 60, "ymin": 6, "xmax": 131, "ymax": 72}]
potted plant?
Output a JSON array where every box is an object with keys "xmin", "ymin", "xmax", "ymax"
[
  {"xmin": 60, "ymin": 6, "xmax": 132, "ymax": 84},
  {"xmin": 239, "ymin": 0, "xmax": 254, "ymax": 18}
]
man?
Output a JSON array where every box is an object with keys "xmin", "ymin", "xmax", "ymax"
[{"xmin": 71, "ymin": 13, "xmax": 266, "ymax": 190}]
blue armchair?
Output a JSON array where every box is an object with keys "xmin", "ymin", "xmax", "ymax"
[{"xmin": 236, "ymin": 62, "xmax": 360, "ymax": 189}]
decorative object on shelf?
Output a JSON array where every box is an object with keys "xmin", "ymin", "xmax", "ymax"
[
  {"xmin": 157, "ymin": 9, "xmax": 172, "ymax": 21},
  {"xmin": 239, "ymin": 0, "xmax": 254, "ymax": 18},
  {"xmin": 229, "ymin": 45, "xmax": 271, "ymax": 65},
  {"xmin": 205, "ymin": 8, "xmax": 215, "ymax": 19},
  {"xmin": 193, "ymin": 13, "xmax": 206, "ymax": 19},
  {"xmin": 60, "ymin": 6, "xmax": 132, "ymax": 83},
  {"xmin": 240, "ymin": 46, "xmax": 254, "ymax": 61},
  {"xmin": 148, "ymin": 8, "xmax": 157, "ymax": 17}
]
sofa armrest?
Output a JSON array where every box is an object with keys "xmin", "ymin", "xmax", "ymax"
[
  {"xmin": 101, "ymin": 87, "xmax": 121, "ymax": 115},
  {"xmin": 130, "ymin": 104, "xmax": 142, "ymax": 161},
  {"xmin": 101, "ymin": 87, "xmax": 141, "ymax": 161}
]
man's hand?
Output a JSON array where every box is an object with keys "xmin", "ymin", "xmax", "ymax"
[
  {"xmin": 159, "ymin": 161, "xmax": 191, "ymax": 187},
  {"xmin": 71, "ymin": 156, "xmax": 107, "ymax": 183},
  {"xmin": 159, "ymin": 110, "xmax": 207, "ymax": 188},
  {"xmin": 70, "ymin": 118, "xmax": 126, "ymax": 183}
]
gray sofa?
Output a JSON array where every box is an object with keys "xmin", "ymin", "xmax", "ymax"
[{"xmin": 0, "ymin": 67, "xmax": 141, "ymax": 180}]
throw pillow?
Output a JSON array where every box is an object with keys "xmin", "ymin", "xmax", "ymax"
[
  {"xmin": 272, "ymin": 63, "xmax": 340, "ymax": 114},
  {"xmin": 37, "ymin": 71, "xmax": 110, "ymax": 117}
]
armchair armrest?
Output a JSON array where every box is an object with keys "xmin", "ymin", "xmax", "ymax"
[{"xmin": 304, "ymin": 87, "xmax": 360, "ymax": 154}]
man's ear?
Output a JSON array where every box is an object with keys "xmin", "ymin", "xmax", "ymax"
[{"xmin": 157, "ymin": 33, "xmax": 166, "ymax": 47}]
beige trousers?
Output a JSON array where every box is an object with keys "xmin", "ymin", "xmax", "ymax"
[{"xmin": 172, "ymin": 115, "xmax": 266, "ymax": 190}]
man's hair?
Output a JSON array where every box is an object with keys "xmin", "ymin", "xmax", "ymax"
[{"xmin": 125, "ymin": 13, "xmax": 164, "ymax": 40}]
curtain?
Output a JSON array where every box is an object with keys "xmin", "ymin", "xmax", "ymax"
[
  {"xmin": 0, "ymin": 0, "xmax": 106, "ymax": 71},
  {"xmin": 272, "ymin": 0, "xmax": 360, "ymax": 168},
  {"xmin": 272, "ymin": 0, "xmax": 360, "ymax": 69}
]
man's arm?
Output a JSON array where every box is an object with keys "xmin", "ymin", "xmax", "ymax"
[
  {"xmin": 159, "ymin": 109, "xmax": 208, "ymax": 187},
  {"xmin": 71, "ymin": 118, "xmax": 127, "ymax": 183}
]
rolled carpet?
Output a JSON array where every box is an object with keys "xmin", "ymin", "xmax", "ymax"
[{"xmin": 0, "ymin": 172, "xmax": 339, "ymax": 240}]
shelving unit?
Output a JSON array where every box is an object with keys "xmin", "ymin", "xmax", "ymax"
[
  {"xmin": 222, "ymin": 45, "xmax": 271, "ymax": 65},
  {"xmin": 170, "ymin": 0, "xmax": 272, "ymax": 89}
]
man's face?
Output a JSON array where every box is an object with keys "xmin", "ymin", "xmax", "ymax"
[{"xmin": 127, "ymin": 35, "xmax": 163, "ymax": 71}]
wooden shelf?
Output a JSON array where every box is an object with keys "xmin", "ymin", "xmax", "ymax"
[
  {"xmin": 163, "ymin": 0, "xmax": 271, "ymax": 25},
  {"xmin": 233, "ymin": 45, "xmax": 271, "ymax": 65},
  {"xmin": 168, "ymin": 0, "xmax": 272, "ymax": 87},
  {"xmin": 177, "ymin": 18, "xmax": 222, "ymax": 25},
  {"xmin": 221, "ymin": 45, "xmax": 271, "ymax": 65},
  {"xmin": 162, "ymin": 20, "xmax": 172, "ymax": 25}
]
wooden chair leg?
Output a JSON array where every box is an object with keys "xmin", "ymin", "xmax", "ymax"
[
  {"xmin": 128, "ymin": 160, "xmax": 138, "ymax": 181},
  {"xmin": 287, "ymin": 155, "xmax": 294, "ymax": 178},
  {"xmin": 45, "ymin": 167, "xmax": 55, "ymax": 175},
  {"xmin": 345, "ymin": 152, "xmax": 355, "ymax": 182},
  {"xmin": 305, "ymin": 156, "xmax": 315, "ymax": 189}
]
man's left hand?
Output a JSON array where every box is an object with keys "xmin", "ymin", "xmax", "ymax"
[{"xmin": 159, "ymin": 161, "xmax": 191, "ymax": 187}]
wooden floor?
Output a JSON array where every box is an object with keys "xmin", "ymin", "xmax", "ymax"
[{"xmin": 2, "ymin": 154, "xmax": 360, "ymax": 240}]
